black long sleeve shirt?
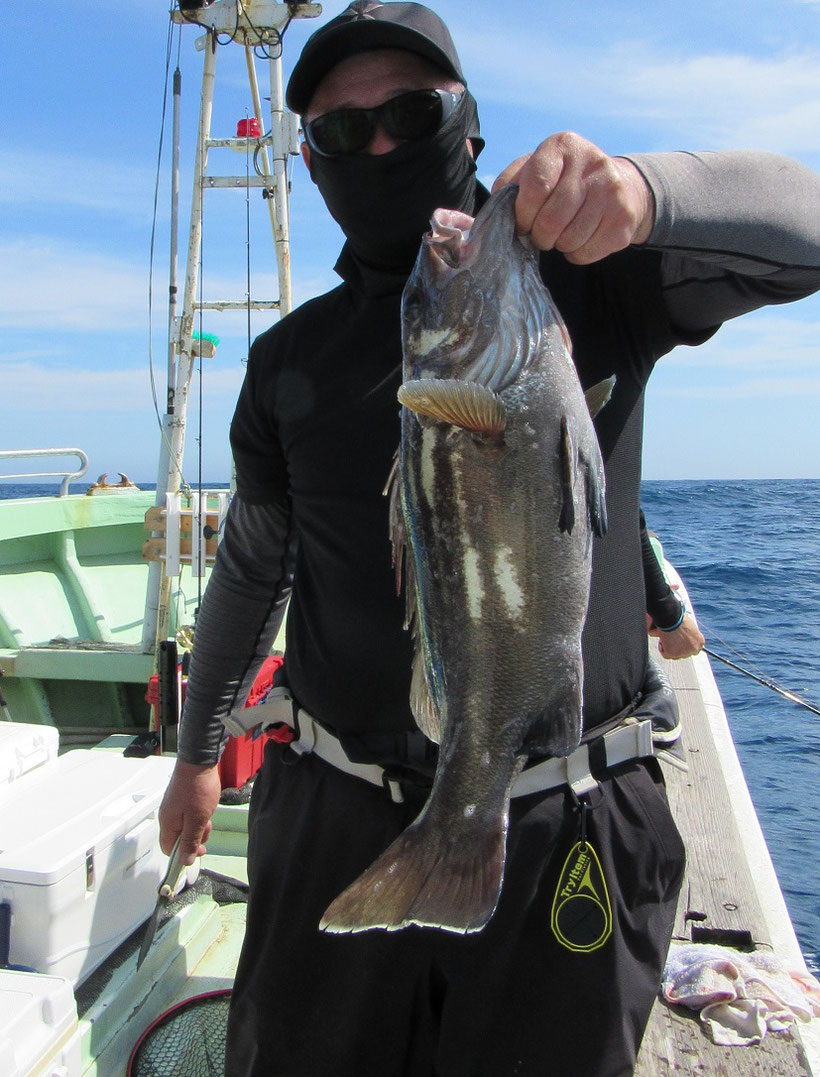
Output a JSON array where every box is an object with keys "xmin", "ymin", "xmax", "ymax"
[{"xmin": 178, "ymin": 150, "xmax": 820, "ymax": 765}]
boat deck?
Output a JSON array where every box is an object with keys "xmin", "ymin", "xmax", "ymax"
[
  {"xmin": 635, "ymin": 643, "xmax": 816, "ymax": 1075},
  {"xmin": 75, "ymin": 644, "xmax": 818, "ymax": 1075}
]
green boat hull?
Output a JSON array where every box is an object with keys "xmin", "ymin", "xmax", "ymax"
[{"xmin": 0, "ymin": 491, "xmax": 207, "ymax": 738}]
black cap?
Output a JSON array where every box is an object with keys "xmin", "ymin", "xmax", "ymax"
[{"xmin": 287, "ymin": 1, "xmax": 466, "ymax": 114}]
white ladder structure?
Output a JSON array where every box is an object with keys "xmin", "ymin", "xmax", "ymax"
[{"xmin": 143, "ymin": 0, "xmax": 321, "ymax": 652}]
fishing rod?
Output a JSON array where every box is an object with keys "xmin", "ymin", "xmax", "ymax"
[{"xmin": 703, "ymin": 646, "xmax": 820, "ymax": 718}]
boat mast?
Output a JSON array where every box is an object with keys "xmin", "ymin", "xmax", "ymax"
[{"xmin": 142, "ymin": 0, "xmax": 321, "ymax": 654}]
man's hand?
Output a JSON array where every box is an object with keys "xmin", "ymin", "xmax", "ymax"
[
  {"xmin": 159, "ymin": 759, "xmax": 222, "ymax": 866},
  {"xmin": 493, "ymin": 132, "xmax": 655, "ymax": 264},
  {"xmin": 648, "ymin": 614, "xmax": 706, "ymax": 660}
]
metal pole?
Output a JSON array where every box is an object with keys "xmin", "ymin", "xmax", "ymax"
[
  {"xmin": 267, "ymin": 48, "xmax": 292, "ymax": 316},
  {"xmin": 244, "ymin": 45, "xmax": 279, "ymax": 250},
  {"xmin": 143, "ymin": 33, "xmax": 218, "ymax": 655}
]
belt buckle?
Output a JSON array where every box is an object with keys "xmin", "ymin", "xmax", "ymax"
[
  {"xmin": 565, "ymin": 744, "xmax": 598, "ymax": 798},
  {"xmin": 381, "ymin": 769, "xmax": 405, "ymax": 804}
]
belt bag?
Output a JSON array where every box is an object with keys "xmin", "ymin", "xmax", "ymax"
[{"xmin": 224, "ymin": 688, "xmax": 655, "ymax": 805}]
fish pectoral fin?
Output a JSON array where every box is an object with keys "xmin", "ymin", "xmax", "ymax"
[
  {"xmin": 581, "ymin": 449, "xmax": 608, "ymax": 538},
  {"xmin": 558, "ymin": 416, "xmax": 576, "ymax": 534},
  {"xmin": 398, "ymin": 379, "xmax": 506, "ymax": 435},
  {"xmin": 584, "ymin": 375, "xmax": 615, "ymax": 420},
  {"xmin": 522, "ymin": 667, "xmax": 583, "ymax": 757}
]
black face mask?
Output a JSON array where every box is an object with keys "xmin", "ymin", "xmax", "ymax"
[{"xmin": 308, "ymin": 90, "xmax": 482, "ymax": 273}]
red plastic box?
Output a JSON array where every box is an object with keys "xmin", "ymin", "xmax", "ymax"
[{"xmin": 217, "ymin": 655, "xmax": 284, "ymax": 790}]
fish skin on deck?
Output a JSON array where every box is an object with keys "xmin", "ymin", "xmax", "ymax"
[{"xmin": 635, "ymin": 641, "xmax": 814, "ymax": 1076}]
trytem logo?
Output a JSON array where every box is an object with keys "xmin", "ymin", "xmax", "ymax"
[{"xmin": 550, "ymin": 840, "xmax": 612, "ymax": 953}]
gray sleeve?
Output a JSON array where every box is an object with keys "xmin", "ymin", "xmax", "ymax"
[
  {"xmin": 176, "ymin": 493, "xmax": 295, "ymax": 766},
  {"xmin": 623, "ymin": 150, "xmax": 820, "ymax": 338}
]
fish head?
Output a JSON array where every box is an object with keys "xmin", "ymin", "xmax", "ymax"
[{"xmin": 401, "ymin": 185, "xmax": 521, "ymax": 383}]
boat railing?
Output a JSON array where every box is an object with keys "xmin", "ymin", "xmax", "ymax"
[{"xmin": 0, "ymin": 448, "xmax": 89, "ymax": 496}]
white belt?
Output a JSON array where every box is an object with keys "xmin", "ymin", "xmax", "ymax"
[{"xmin": 224, "ymin": 688, "xmax": 655, "ymax": 805}]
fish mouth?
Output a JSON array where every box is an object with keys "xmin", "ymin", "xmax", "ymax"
[{"xmin": 424, "ymin": 185, "xmax": 518, "ymax": 272}]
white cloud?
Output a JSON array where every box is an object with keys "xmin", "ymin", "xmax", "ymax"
[
  {"xmin": 0, "ymin": 347, "xmax": 64, "ymax": 364},
  {"xmin": 0, "ymin": 240, "xmax": 149, "ymax": 331},
  {"xmin": 0, "ymin": 240, "xmax": 315, "ymax": 335},
  {"xmin": 457, "ymin": 26, "xmax": 820, "ymax": 157},
  {"xmin": 0, "ymin": 148, "xmax": 157, "ymax": 217},
  {"xmin": 661, "ymin": 310, "xmax": 820, "ymax": 370},
  {"xmin": 652, "ymin": 374, "xmax": 820, "ymax": 401},
  {"xmin": 618, "ymin": 50, "xmax": 820, "ymax": 153},
  {"xmin": 3, "ymin": 359, "xmax": 245, "ymax": 414}
]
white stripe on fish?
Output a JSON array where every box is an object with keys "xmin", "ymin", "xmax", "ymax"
[
  {"xmin": 463, "ymin": 545, "xmax": 485, "ymax": 620},
  {"xmin": 494, "ymin": 545, "xmax": 526, "ymax": 622},
  {"xmin": 420, "ymin": 426, "xmax": 436, "ymax": 505}
]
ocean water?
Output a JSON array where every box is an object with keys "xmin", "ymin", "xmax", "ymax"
[
  {"xmin": 3, "ymin": 479, "xmax": 818, "ymax": 971},
  {"xmin": 642, "ymin": 479, "xmax": 820, "ymax": 974}
]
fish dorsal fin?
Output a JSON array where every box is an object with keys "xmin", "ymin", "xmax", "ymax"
[
  {"xmin": 397, "ymin": 379, "xmax": 507, "ymax": 435},
  {"xmin": 383, "ymin": 450, "xmax": 406, "ymax": 599},
  {"xmin": 384, "ymin": 448, "xmax": 442, "ymax": 742},
  {"xmin": 584, "ymin": 376, "xmax": 615, "ymax": 419}
]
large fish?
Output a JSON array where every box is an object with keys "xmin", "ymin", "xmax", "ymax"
[{"xmin": 320, "ymin": 184, "xmax": 612, "ymax": 936}]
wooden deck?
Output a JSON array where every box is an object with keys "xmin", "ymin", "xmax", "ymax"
[{"xmin": 635, "ymin": 642, "xmax": 816, "ymax": 1076}]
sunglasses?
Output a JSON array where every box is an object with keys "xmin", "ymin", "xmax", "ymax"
[{"xmin": 303, "ymin": 88, "xmax": 462, "ymax": 157}]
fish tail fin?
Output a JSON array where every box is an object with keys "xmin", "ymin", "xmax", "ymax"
[{"xmin": 319, "ymin": 812, "xmax": 506, "ymax": 935}]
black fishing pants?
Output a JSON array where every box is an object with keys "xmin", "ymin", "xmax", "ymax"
[{"xmin": 225, "ymin": 742, "xmax": 685, "ymax": 1077}]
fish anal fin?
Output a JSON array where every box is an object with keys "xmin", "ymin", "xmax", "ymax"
[
  {"xmin": 398, "ymin": 379, "xmax": 506, "ymax": 435},
  {"xmin": 558, "ymin": 416, "xmax": 575, "ymax": 534},
  {"xmin": 410, "ymin": 643, "xmax": 441, "ymax": 743},
  {"xmin": 319, "ymin": 812, "xmax": 506, "ymax": 935},
  {"xmin": 584, "ymin": 376, "xmax": 615, "ymax": 420}
]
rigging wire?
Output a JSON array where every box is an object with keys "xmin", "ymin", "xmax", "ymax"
[
  {"xmin": 196, "ymin": 92, "xmax": 207, "ymax": 615},
  {"xmin": 147, "ymin": 16, "xmax": 175, "ymax": 434},
  {"xmin": 148, "ymin": 9, "xmax": 191, "ymax": 493}
]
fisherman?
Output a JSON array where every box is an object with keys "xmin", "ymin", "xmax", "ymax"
[{"xmin": 159, "ymin": 3, "xmax": 820, "ymax": 1074}]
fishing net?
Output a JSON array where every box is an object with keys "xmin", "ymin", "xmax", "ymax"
[
  {"xmin": 75, "ymin": 870, "xmax": 247, "ymax": 1016},
  {"xmin": 127, "ymin": 989, "xmax": 231, "ymax": 1076}
]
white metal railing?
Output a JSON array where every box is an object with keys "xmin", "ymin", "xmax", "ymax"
[
  {"xmin": 142, "ymin": 490, "xmax": 231, "ymax": 578},
  {"xmin": 0, "ymin": 448, "xmax": 89, "ymax": 497}
]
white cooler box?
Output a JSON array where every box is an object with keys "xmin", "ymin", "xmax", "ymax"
[
  {"xmin": 0, "ymin": 969, "xmax": 80, "ymax": 1077},
  {"xmin": 0, "ymin": 750, "xmax": 176, "ymax": 985},
  {"xmin": 0, "ymin": 723, "xmax": 59, "ymax": 788}
]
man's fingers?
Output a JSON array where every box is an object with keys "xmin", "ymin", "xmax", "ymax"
[
  {"xmin": 158, "ymin": 760, "xmax": 222, "ymax": 861},
  {"xmin": 491, "ymin": 153, "xmax": 531, "ymax": 195},
  {"xmin": 511, "ymin": 142, "xmax": 567, "ymax": 237},
  {"xmin": 494, "ymin": 134, "xmax": 655, "ymax": 261},
  {"xmin": 179, "ymin": 818, "xmax": 212, "ymax": 864},
  {"xmin": 159, "ymin": 828, "xmax": 180, "ymax": 856}
]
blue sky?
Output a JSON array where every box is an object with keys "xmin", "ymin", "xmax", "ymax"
[{"xmin": 1, "ymin": 0, "xmax": 818, "ymax": 485}]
